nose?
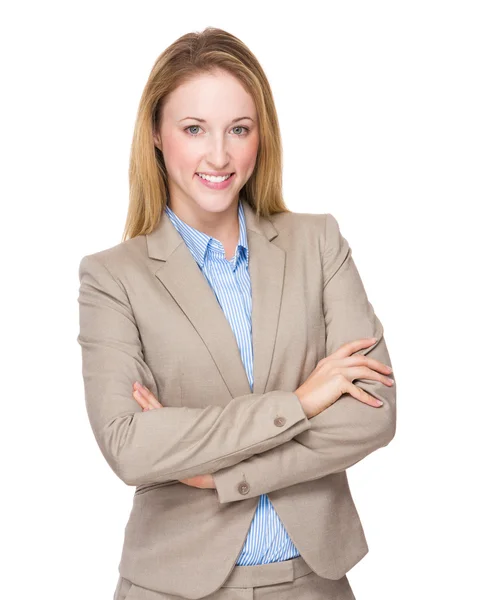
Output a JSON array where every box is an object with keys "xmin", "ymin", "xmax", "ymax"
[{"xmin": 205, "ymin": 135, "xmax": 231, "ymax": 170}]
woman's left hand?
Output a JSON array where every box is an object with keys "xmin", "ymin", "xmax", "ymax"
[{"xmin": 132, "ymin": 381, "xmax": 216, "ymax": 489}]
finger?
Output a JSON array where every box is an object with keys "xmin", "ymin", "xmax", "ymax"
[
  {"xmin": 342, "ymin": 355, "xmax": 393, "ymax": 375},
  {"xmin": 332, "ymin": 338, "xmax": 378, "ymax": 360},
  {"xmin": 364, "ymin": 357, "xmax": 393, "ymax": 374},
  {"xmin": 189, "ymin": 475, "xmax": 205, "ymax": 488},
  {"xmin": 134, "ymin": 382, "xmax": 163, "ymax": 408},
  {"xmin": 180, "ymin": 476, "xmax": 199, "ymax": 487},
  {"xmin": 136, "ymin": 387, "xmax": 161, "ymax": 409},
  {"xmin": 343, "ymin": 380, "xmax": 384, "ymax": 407},
  {"xmin": 345, "ymin": 365, "xmax": 394, "ymax": 388},
  {"xmin": 132, "ymin": 388, "xmax": 150, "ymax": 410},
  {"xmin": 142, "ymin": 385, "xmax": 164, "ymax": 408}
]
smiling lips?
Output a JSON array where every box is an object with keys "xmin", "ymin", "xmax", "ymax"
[
  {"xmin": 196, "ymin": 172, "xmax": 233, "ymax": 182},
  {"xmin": 195, "ymin": 172, "xmax": 236, "ymax": 189}
]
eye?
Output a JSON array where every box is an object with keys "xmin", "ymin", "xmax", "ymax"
[
  {"xmin": 183, "ymin": 125, "xmax": 250, "ymax": 137},
  {"xmin": 184, "ymin": 125, "xmax": 202, "ymax": 136},
  {"xmin": 231, "ymin": 126, "xmax": 250, "ymax": 136}
]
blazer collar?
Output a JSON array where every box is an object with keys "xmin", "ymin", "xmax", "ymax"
[
  {"xmin": 146, "ymin": 198, "xmax": 285, "ymax": 399},
  {"xmin": 163, "ymin": 198, "xmax": 249, "ymax": 270}
]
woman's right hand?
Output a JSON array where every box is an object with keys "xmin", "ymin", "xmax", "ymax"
[{"xmin": 294, "ymin": 337, "xmax": 394, "ymax": 418}]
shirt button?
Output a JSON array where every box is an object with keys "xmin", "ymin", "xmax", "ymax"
[
  {"xmin": 274, "ymin": 416, "xmax": 286, "ymax": 427},
  {"xmin": 238, "ymin": 482, "xmax": 250, "ymax": 495}
]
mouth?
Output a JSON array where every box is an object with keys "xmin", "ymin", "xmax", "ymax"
[
  {"xmin": 195, "ymin": 172, "xmax": 235, "ymax": 180},
  {"xmin": 195, "ymin": 172, "xmax": 236, "ymax": 189}
]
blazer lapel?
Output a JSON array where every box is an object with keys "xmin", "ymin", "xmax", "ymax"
[
  {"xmin": 146, "ymin": 198, "xmax": 285, "ymax": 400},
  {"xmin": 243, "ymin": 201, "xmax": 286, "ymax": 396}
]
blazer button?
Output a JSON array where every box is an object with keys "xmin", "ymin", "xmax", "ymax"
[
  {"xmin": 238, "ymin": 481, "xmax": 250, "ymax": 495},
  {"xmin": 274, "ymin": 416, "xmax": 286, "ymax": 427}
]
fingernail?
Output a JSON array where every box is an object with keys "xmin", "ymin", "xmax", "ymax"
[{"xmin": 376, "ymin": 400, "xmax": 384, "ymax": 406}]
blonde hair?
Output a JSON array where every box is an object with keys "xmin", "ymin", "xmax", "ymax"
[{"xmin": 122, "ymin": 27, "xmax": 291, "ymax": 242}]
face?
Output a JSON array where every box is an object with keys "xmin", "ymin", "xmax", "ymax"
[{"xmin": 153, "ymin": 69, "xmax": 259, "ymax": 226}]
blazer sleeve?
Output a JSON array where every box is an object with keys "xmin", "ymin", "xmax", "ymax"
[
  {"xmin": 213, "ymin": 212, "xmax": 396, "ymax": 503},
  {"xmin": 77, "ymin": 253, "xmax": 311, "ymax": 487}
]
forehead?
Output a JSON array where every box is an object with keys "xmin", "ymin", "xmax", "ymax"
[{"xmin": 163, "ymin": 71, "xmax": 256, "ymax": 120}]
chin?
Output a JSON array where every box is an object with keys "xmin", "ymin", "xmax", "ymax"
[
  {"xmin": 197, "ymin": 200, "xmax": 236, "ymax": 213},
  {"xmin": 190, "ymin": 192, "xmax": 239, "ymax": 210}
]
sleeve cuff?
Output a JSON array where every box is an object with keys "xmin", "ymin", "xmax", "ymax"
[{"xmin": 214, "ymin": 392, "xmax": 310, "ymax": 503}]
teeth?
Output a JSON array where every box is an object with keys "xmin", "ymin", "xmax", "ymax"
[{"xmin": 197, "ymin": 173, "xmax": 232, "ymax": 183}]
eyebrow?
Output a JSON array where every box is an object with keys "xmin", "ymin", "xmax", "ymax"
[{"xmin": 178, "ymin": 116, "xmax": 255, "ymax": 123}]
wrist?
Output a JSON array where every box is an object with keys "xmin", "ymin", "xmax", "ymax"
[{"xmin": 294, "ymin": 389, "xmax": 313, "ymax": 419}]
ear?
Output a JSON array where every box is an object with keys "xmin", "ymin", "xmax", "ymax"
[{"xmin": 153, "ymin": 130, "xmax": 162, "ymax": 151}]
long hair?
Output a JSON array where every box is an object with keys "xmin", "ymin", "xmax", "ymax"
[{"xmin": 122, "ymin": 27, "xmax": 291, "ymax": 242}]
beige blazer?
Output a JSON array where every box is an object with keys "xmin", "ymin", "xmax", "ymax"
[{"xmin": 77, "ymin": 198, "xmax": 396, "ymax": 600}]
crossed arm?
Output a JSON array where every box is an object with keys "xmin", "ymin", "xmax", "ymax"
[
  {"xmin": 211, "ymin": 213, "xmax": 396, "ymax": 502},
  {"xmin": 78, "ymin": 247, "xmax": 312, "ymax": 487},
  {"xmin": 130, "ymin": 213, "xmax": 397, "ymax": 502}
]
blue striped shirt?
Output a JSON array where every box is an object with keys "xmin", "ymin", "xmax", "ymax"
[{"xmin": 164, "ymin": 199, "xmax": 301, "ymax": 565}]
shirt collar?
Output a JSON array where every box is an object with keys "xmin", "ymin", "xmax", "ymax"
[{"xmin": 164, "ymin": 199, "xmax": 249, "ymax": 270}]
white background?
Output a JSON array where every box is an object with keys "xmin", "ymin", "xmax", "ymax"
[{"xmin": 1, "ymin": 1, "xmax": 486, "ymax": 599}]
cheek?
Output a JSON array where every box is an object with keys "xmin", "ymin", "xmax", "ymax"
[
  {"xmin": 161, "ymin": 135, "xmax": 197, "ymax": 172},
  {"xmin": 237, "ymin": 137, "xmax": 259, "ymax": 171}
]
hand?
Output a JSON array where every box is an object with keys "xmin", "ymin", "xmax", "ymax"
[
  {"xmin": 131, "ymin": 381, "xmax": 216, "ymax": 489},
  {"xmin": 132, "ymin": 381, "xmax": 164, "ymax": 411},
  {"xmin": 179, "ymin": 474, "xmax": 216, "ymax": 489},
  {"xmin": 294, "ymin": 337, "xmax": 394, "ymax": 418}
]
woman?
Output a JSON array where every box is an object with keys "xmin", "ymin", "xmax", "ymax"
[{"xmin": 77, "ymin": 27, "xmax": 396, "ymax": 600}]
